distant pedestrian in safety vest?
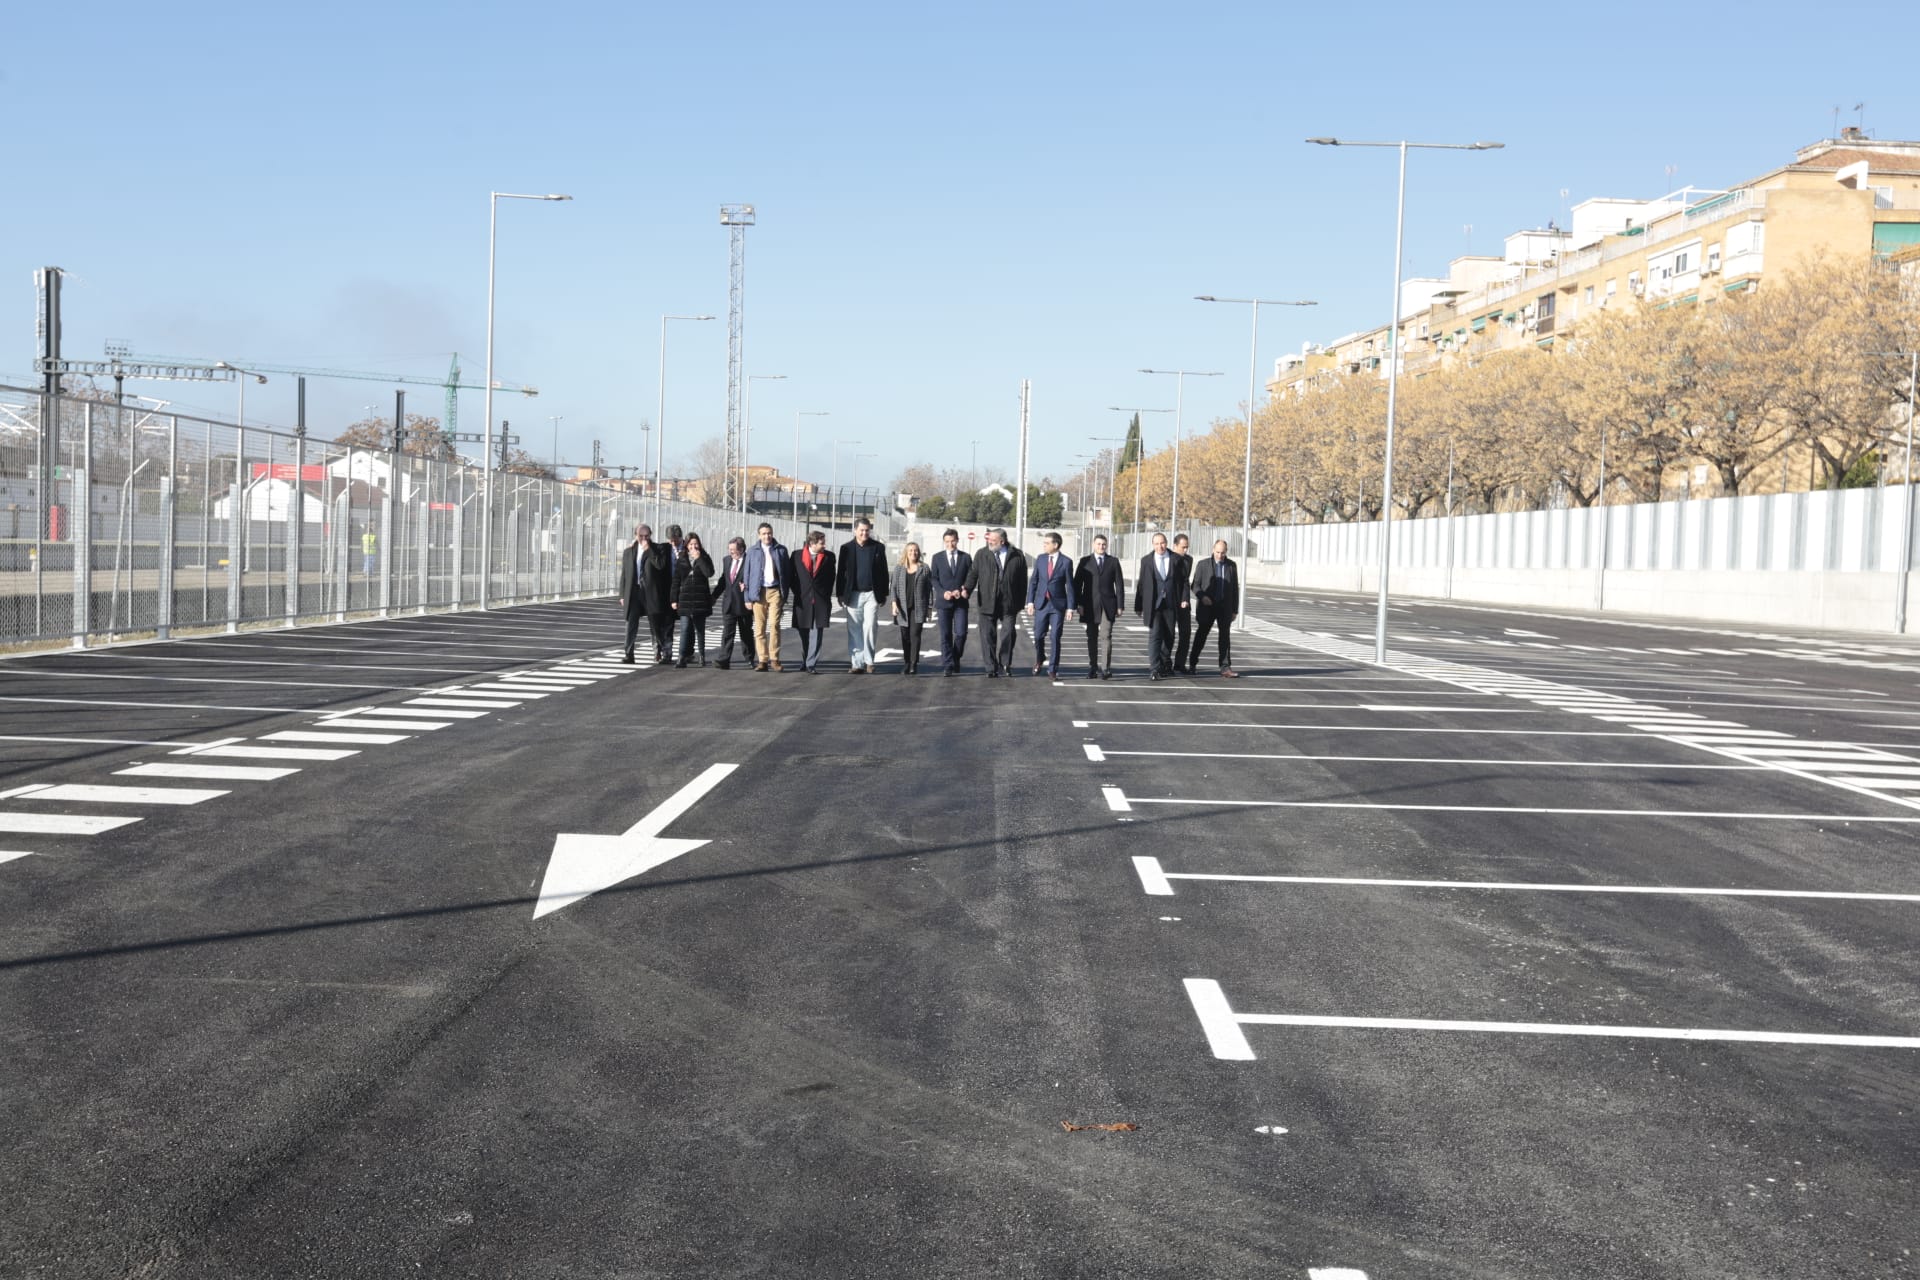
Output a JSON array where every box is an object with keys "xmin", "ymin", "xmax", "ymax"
[{"xmin": 361, "ymin": 529, "xmax": 377, "ymax": 575}]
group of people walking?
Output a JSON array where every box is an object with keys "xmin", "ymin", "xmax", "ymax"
[{"xmin": 618, "ymin": 520, "xmax": 1240, "ymax": 679}]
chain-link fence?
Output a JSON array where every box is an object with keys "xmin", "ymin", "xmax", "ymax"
[{"xmin": 0, "ymin": 385, "xmax": 813, "ymax": 649}]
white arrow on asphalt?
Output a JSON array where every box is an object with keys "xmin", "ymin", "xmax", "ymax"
[{"xmin": 532, "ymin": 762, "xmax": 739, "ymax": 919}]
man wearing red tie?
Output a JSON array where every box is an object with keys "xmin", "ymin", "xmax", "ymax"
[
  {"xmin": 1025, "ymin": 532, "xmax": 1077, "ymax": 679},
  {"xmin": 713, "ymin": 536, "xmax": 756, "ymax": 670}
]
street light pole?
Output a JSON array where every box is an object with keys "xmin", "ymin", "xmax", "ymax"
[
  {"xmin": 482, "ymin": 191, "xmax": 571, "ymax": 610},
  {"xmin": 1307, "ymin": 136, "xmax": 1503, "ymax": 662},
  {"xmin": 745, "ymin": 373, "xmax": 787, "ymax": 516},
  {"xmin": 794, "ymin": 410, "xmax": 829, "ymax": 525},
  {"xmin": 1139, "ymin": 370, "xmax": 1222, "ymax": 528},
  {"xmin": 1195, "ymin": 295, "xmax": 1318, "ymax": 556},
  {"xmin": 656, "ymin": 313, "xmax": 716, "ymax": 528}
]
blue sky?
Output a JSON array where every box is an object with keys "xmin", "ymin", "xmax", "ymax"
[{"xmin": 6, "ymin": 0, "xmax": 1916, "ymax": 491}]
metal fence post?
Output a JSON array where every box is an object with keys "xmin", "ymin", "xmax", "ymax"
[
  {"xmin": 72, "ymin": 403, "xmax": 93, "ymax": 647},
  {"xmin": 451, "ymin": 490, "xmax": 464, "ymax": 609},
  {"xmin": 379, "ymin": 448, "xmax": 397, "ymax": 618},
  {"xmin": 228, "ymin": 426, "xmax": 243, "ymax": 633},
  {"xmin": 157, "ymin": 416, "xmax": 177, "ymax": 640},
  {"xmin": 288, "ymin": 433, "xmax": 303, "ymax": 624},
  {"xmin": 415, "ymin": 492, "xmax": 429, "ymax": 615},
  {"xmin": 333, "ymin": 490, "xmax": 350, "ymax": 622}
]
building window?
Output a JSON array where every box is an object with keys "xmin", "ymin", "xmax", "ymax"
[
  {"xmin": 1628, "ymin": 271, "xmax": 1641, "ymax": 293},
  {"xmin": 1536, "ymin": 293, "xmax": 1556, "ymax": 319},
  {"xmin": 1707, "ymin": 245, "xmax": 1721, "ymax": 273},
  {"xmin": 1584, "ymin": 285, "xmax": 1595, "ymax": 304},
  {"xmin": 1672, "ymin": 250, "xmax": 1690, "ymax": 274},
  {"xmin": 1605, "ymin": 278, "xmax": 1618, "ymax": 298}
]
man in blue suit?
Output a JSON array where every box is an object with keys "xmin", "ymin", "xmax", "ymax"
[
  {"xmin": 741, "ymin": 522, "xmax": 794, "ymax": 672},
  {"xmin": 927, "ymin": 527, "xmax": 973, "ymax": 677},
  {"xmin": 1025, "ymin": 531, "xmax": 1077, "ymax": 679}
]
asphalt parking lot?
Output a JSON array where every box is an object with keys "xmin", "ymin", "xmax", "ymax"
[{"xmin": 3, "ymin": 588, "xmax": 1918, "ymax": 1278}]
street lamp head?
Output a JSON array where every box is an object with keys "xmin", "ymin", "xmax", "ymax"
[
  {"xmin": 545, "ymin": 194, "xmax": 573, "ymax": 201},
  {"xmin": 1306, "ymin": 137, "xmax": 1340, "ymax": 146},
  {"xmin": 1194, "ymin": 295, "xmax": 1218, "ymax": 302},
  {"xmin": 1470, "ymin": 142, "xmax": 1504, "ymax": 150}
]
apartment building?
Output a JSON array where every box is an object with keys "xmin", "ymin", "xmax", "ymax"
[{"xmin": 1272, "ymin": 131, "xmax": 1920, "ymax": 395}]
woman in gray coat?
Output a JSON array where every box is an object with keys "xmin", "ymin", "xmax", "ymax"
[{"xmin": 889, "ymin": 541, "xmax": 935, "ymax": 675}]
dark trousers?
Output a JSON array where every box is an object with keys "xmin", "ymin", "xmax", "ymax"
[
  {"xmin": 717, "ymin": 611, "xmax": 755, "ymax": 664},
  {"xmin": 900, "ymin": 620, "xmax": 924, "ymax": 672},
  {"xmin": 798, "ymin": 626, "xmax": 827, "ymax": 670},
  {"xmin": 676, "ymin": 612, "xmax": 709, "ymax": 662},
  {"xmin": 1146, "ymin": 607, "xmax": 1177, "ymax": 674},
  {"xmin": 980, "ymin": 611, "xmax": 1019, "ymax": 673},
  {"xmin": 625, "ymin": 595, "xmax": 669, "ymax": 657},
  {"xmin": 1084, "ymin": 611, "xmax": 1115, "ymax": 673},
  {"xmin": 935, "ymin": 602, "xmax": 969, "ymax": 671},
  {"xmin": 1173, "ymin": 608, "xmax": 1193, "ymax": 671},
  {"xmin": 1032, "ymin": 604, "xmax": 1067, "ymax": 673},
  {"xmin": 1191, "ymin": 607, "xmax": 1233, "ymax": 669}
]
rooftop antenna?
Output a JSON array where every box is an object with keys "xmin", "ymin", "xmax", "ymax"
[
  {"xmin": 1832, "ymin": 105, "xmax": 1841, "ymax": 140},
  {"xmin": 1855, "ymin": 101, "xmax": 1867, "ymax": 133},
  {"xmin": 1664, "ymin": 164, "xmax": 1678, "ymax": 197}
]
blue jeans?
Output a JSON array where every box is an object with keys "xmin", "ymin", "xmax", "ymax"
[{"xmin": 844, "ymin": 590, "xmax": 879, "ymax": 669}]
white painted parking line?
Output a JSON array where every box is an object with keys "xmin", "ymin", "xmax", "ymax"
[
  {"xmin": 0, "ymin": 695, "xmax": 348, "ymax": 715},
  {"xmin": 1131, "ymin": 857, "xmax": 1920, "ymax": 902},
  {"xmin": 311, "ymin": 718, "xmax": 452, "ymax": 731},
  {"xmin": 0, "ymin": 735, "xmax": 192, "ymax": 748},
  {"xmin": 1110, "ymin": 788, "xmax": 1920, "ymax": 822},
  {"xmin": 405, "ymin": 697, "xmax": 523, "ymax": 709},
  {"xmin": 1182, "ymin": 979, "xmax": 1920, "ymax": 1057},
  {"xmin": 353, "ymin": 706, "xmax": 490, "ymax": 719},
  {"xmin": 0, "ymin": 850, "xmax": 32, "ymax": 864},
  {"xmin": 261, "ymin": 730, "xmax": 411, "ymax": 745},
  {"xmin": 1093, "ymin": 700, "xmax": 1533, "ymax": 713},
  {"xmin": 11, "ymin": 783, "xmax": 227, "ymax": 805},
  {"xmin": 441, "ymin": 684, "xmax": 549, "ymax": 697},
  {"xmin": 0, "ymin": 813, "xmax": 142, "ymax": 834},
  {"xmin": 116, "ymin": 763, "xmax": 301, "ymax": 781},
  {"xmin": 1308, "ymin": 1269, "xmax": 1369, "ymax": 1280},
  {"xmin": 1080, "ymin": 720, "xmax": 1650, "ymax": 737},
  {"xmin": 183, "ymin": 745, "xmax": 360, "ymax": 761},
  {"xmin": 487, "ymin": 679, "xmax": 581, "ymax": 690},
  {"xmin": 1092, "ymin": 747, "xmax": 1764, "ymax": 770}
]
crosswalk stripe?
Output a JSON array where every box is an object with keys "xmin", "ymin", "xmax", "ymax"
[
  {"xmin": 0, "ymin": 813, "xmax": 142, "ymax": 834},
  {"xmin": 11, "ymin": 783, "xmax": 227, "ymax": 805},
  {"xmin": 116, "ymin": 763, "xmax": 301, "ymax": 781}
]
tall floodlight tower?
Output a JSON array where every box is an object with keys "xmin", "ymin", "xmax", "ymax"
[{"xmin": 719, "ymin": 204, "xmax": 755, "ymax": 510}]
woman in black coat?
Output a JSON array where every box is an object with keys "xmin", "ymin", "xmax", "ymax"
[
  {"xmin": 889, "ymin": 541, "xmax": 935, "ymax": 675},
  {"xmin": 789, "ymin": 530, "xmax": 837, "ymax": 673},
  {"xmin": 672, "ymin": 533, "xmax": 717, "ymax": 667}
]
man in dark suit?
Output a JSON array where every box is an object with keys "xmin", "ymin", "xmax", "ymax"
[
  {"xmin": 1074, "ymin": 534, "xmax": 1125, "ymax": 680},
  {"xmin": 1132, "ymin": 531, "xmax": 1188, "ymax": 680},
  {"xmin": 927, "ymin": 527, "xmax": 972, "ymax": 676},
  {"xmin": 1189, "ymin": 538, "xmax": 1241, "ymax": 678},
  {"xmin": 713, "ymin": 536, "xmax": 756, "ymax": 670},
  {"xmin": 618, "ymin": 522, "xmax": 674, "ymax": 664},
  {"xmin": 965, "ymin": 527, "xmax": 1028, "ymax": 678},
  {"xmin": 1170, "ymin": 533, "xmax": 1197, "ymax": 676},
  {"xmin": 1024, "ymin": 531, "xmax": 1076, "ymax": 679}
]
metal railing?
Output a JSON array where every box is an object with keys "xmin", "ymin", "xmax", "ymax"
[{"xmin": 0, "ymin": 385, "xmax": 814, "ymax": 649}]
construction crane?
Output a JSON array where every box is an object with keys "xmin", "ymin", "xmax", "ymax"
[{"xmin": 131, "ymin": 351, "xmax": 537, "ymax": 439}]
